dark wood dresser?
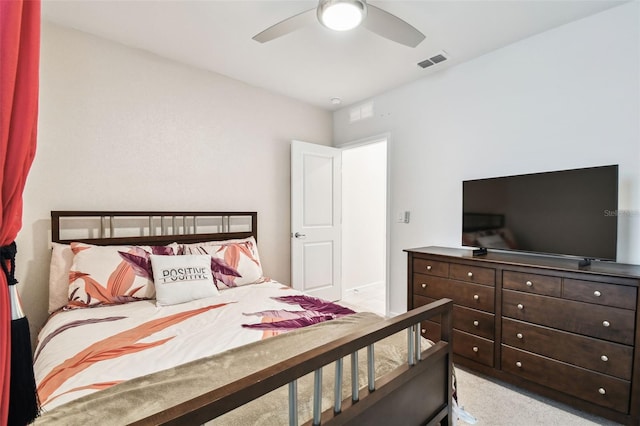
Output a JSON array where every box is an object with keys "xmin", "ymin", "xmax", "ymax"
[{"xmin": 406, "ymin": 246, "xmax": 640, "ymax": 425}]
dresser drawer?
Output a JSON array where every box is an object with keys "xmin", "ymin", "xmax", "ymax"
[
  {"xmin": 450, "ymin": 263, "xmax": 495, "ymax": 286},
  {"xmin": 454, "ymin": 329, "xmax": 494, "ymax": 367},
  {"xmin": 454, "ymin": 305, "xmax": 494, "ymax": 340},
  {"xmin": 563, "ymin": 279, "xmax": 637, "ymax": 310},
  {"xmin": 502, "ymin": 290, "xmax": 635, "ymax": 345},
  {"xmin": 502, "ymin": 318, "xmax": 633, "ymax": 380},
  {"xmin": 503, "ymin": 270, "xmax": 561, "ymax": 297},
  {"xmin": 413, "ymin": 258, "xmax": 449, "ymax": 278},
  {"xmin": 420, "ymin": 320, "xmax": 441, "ymax": 343},
  {"xmin": 414, "ymin": 275, "xmax": 494, "ymax": 312},
  {"xmin": 415, "ymin": 296, "xmax": 494, "ymax": 340},
  {"xmin": 502, "ymin": 345, "xmax": 631, "ymax": 413}
]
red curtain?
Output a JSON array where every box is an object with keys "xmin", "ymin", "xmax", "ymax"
[{"xmin": 0, "ymin": 0, "xmax": 41, "ymax": 424}]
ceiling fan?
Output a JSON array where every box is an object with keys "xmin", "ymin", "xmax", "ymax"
[{"xmin": 252, "ymin": 0, "xmax": 425, "ymax": 48}]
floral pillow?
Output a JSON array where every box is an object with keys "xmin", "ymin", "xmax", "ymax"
[
  {"xmin": 49, "ymin": 242, "xmax": 74, "ymax": 313},
  {"xmin": 182, "ymin": 237, "xmax": 266, "ymax": 289},
  {"xmin": 67, "ymin": 242, "xmax": 175, "ymax": 308}
]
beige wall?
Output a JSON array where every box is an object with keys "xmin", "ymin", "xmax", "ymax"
[{"xmin": 19, "ymin": 22, "xmax": 332, "ymax": 341}]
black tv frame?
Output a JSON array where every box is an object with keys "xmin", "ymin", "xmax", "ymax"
[{"xmin": 462, "ymin": 165, "xmax": 619, "ymax": 266}]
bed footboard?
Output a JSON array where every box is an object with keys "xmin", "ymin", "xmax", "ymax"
[
  {"xmin": 313, "ymin": 341, "xmax": 451, "ymax": 426},
  {"xmin": 132, "ymin": 298, "xmax": 454, "ymax": 426}
]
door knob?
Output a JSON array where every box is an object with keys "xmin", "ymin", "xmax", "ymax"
[{"xmin": 294, "ymin": 232, "xmax": 306, "ymax": 239}]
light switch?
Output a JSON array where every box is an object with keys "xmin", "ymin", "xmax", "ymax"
[{"xmin": 397, "ymin": 211, "xmax": 410, "ymax": 223}]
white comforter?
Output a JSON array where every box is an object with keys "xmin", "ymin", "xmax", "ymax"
[{"xmin": 34, "ymin": 281, "xmax": 354, "ymax": 412}]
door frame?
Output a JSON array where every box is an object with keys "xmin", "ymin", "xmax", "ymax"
[{"xmin": 336, "ymin": 133, "xmax": 391, "ymax": 316}]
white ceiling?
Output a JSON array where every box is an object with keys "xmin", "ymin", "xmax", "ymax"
[{"xmin": 42, "ymin": 0, "xmax": 627, "ymax": 111}]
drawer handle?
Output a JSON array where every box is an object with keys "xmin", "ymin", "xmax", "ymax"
[
  {"xmin": 516, "ymin": 333, "xmax": 523, "ymax": 339},
  {"xmin": 467, "ymin": 272, "xmax": 473, "ymax": 278},
  {"xmin": 517, "ymin": 303, "xmax": 524, "ymax": 310},
  {"xmin": 421, "ymin": 283, "xmax": 427, "ymax": 289},
  {"xmin": 602, "ymin": 320, "xmax": 610, "ymax": 327},
  {"xmin": 421, "ymin": 328, "xmax": 426, "ymax": 334},
  {"xmin": 515, "ymin": 361, "xmax": 522, "ymax": 368},
  {"xmin": 426, "ymin": 265, "xmax": 432, "ymax": 271},
  {"xmin": 525, "ymin": 280, "xmax": 533, "ymax": 287},
  {"xmin": 472, "ymin": 346, "xmax": 479, "ymax": 352},
  {"xmin": 594, "ymin": 290, "xmax": 602, "ymax": 297},
  {"xmin": 601, "ymin": 355, "xmax": 609, "ymax": 362},
  {"xmin": 473, "ymin": 320, "xmax": 479, "ymax": 327},
  {"xmin": 473, "ymin": 294, "xmax": 479, "ymax": 301},
  {"xmin": 598, "ymin": 388, "xmax": 606, "ymax": 395}
]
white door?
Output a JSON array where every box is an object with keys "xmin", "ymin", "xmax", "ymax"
[{"xmin": 291, "ymin": 140, "xmax": 342, "ymax": 301}]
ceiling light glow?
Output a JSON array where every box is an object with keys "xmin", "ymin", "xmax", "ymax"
[{"xmin": 318, "ymin": 0, "xmax": 367, "ymax": 32}]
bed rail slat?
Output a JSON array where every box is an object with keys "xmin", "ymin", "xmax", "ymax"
[
  {"xmin": 367, "ymin": 345, "xmax": 375, "ymax": 392},
  {"xmin": 350, "ymin": 352, "xmax": 359, "ymax": 403},
  {"xmin": 313, "ymin": 369, "xmax": 322, "ymax": 425},
  {"xmin": 415, "ymin": 324, "xmax": 422, "ymax": 362},
  {"xmin": 288, "ymin": 380, "xmax": 298, "ymax": 426},
  {"xmin": 334, "ymin": 358, "xmax": 343, "ymax": 414},
  {"xmin": 408, "ymin": 325, "xmax": 415, "ymax": 366}
]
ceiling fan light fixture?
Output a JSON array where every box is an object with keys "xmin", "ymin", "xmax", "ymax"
[{"xmin": 317, "ymin": 0, "xmax": 367, "ymax": 32}]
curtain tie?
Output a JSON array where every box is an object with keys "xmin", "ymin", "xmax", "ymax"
[{"xmin": 0, "ymin": 242, "xmax": 18, "ymax": 286}]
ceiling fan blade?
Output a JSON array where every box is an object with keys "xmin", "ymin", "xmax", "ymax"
[
  {"xmin": 362, "ymin": 4, "xmax": 425, "ymax": 48},
  {"xmin": 252, "ymin": 8, "xmax": 316, "ymax": 43}
]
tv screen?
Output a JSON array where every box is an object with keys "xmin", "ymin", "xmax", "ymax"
[{"xmin": 462, "ymin": 165, "xmax": 618, "ymax": 261}]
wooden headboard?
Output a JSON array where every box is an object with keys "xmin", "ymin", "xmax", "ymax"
[{"xmin": 51, "ymin": 211, "xmax": 258, "ymax": 246}]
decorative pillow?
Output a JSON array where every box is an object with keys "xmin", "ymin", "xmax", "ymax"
[
  {"xmin": 182, "ymin": 237, "xmax": 265, "ymax": 289},
  {"xmin": 49, "ymin": 243, "xmax": 74, "ymax": 313},
  {"xmin": 150, "ymin": 254, "xmax": 219, "ymax": 306},
  {"xmin": 67, "ymin": 242, "xmax": 176, "ymax": 308}
]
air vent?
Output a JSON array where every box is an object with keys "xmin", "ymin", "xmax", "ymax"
[
  {"xmin": 350, "ymin": 101, "xmax": 374, "ymax": 123},
  {"xmin": 418, "ymin": 51, "xmax": 449, "ymax": 69}
]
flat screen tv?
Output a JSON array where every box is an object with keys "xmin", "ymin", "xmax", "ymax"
[{"xmin": 462, "ymin": 165, "xmax": 618, "ymax": 263}]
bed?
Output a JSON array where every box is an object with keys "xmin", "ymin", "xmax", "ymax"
[{"xmin": 33, "ymin": 211, "xmax": 453, "ymax": 425}]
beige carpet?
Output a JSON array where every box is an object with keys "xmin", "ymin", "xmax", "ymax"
[{"xmin": 455, "ymin": 366, "xmax": 622, "ymax": 425}]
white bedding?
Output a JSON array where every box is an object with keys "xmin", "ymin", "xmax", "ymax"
[{"xmin": 34, "ymin": 280, "xmax": 355, "ymax": 412}]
